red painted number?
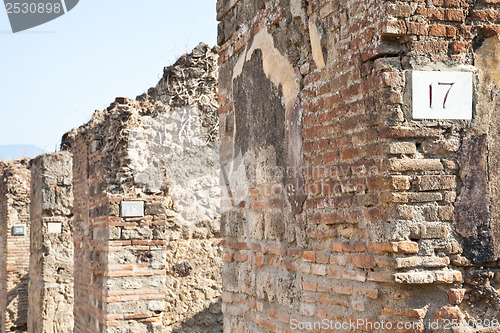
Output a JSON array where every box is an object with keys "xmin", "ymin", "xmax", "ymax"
[{"xmin": 429, "ymin": 82, "xmax": 454, "ymax": 109}]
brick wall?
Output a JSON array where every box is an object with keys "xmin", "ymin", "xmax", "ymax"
[
  {"xmin": 218, "ymin": 0, "xmax": 500, "ymax": 331},
  {"xmin": 0, "ymin": 160, "xmax": 31, "ymax": 332},
  {"xmin": 62, "ymin": 112, "xmax": 167, "ymax": 333},
  {"xmin": 28, "ymin": 152, "xmax": 74, "ymax": 333},
  {"xmin": 62, "ymin": 44, "xmax": 222, "ymax": 333}
]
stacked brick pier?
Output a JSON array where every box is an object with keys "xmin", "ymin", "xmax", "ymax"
[
  {"xmin": 218, "ymin": 0, "xmax": 500, "ymax": 332},
  {"xmin": 62, "ymin": 106, "xmax": 169, "ymax": 333},
  {"xmin": 62, "ymin": 44, "xmax": 222, "ymax": 333},
  {"xmin": 0, "ymin": 160, "xmax": 31, "ymax": 332},
  {"xmin": 28, "ymin": 152, "xmax": 74, "ymax": 333}
]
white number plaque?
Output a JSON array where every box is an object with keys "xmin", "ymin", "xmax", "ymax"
[
  {"xmin": 412, "ymin": 71, "xmax": 472, "ymax": 120},
  {"xmin": 47, "ymin": 223, "xmax": 62, "ymax": 234},
  {"xmin": 12, "ymin": 224, "xmax": 26, "ymax": 236},
  {"xmin": 120, "ymin": 201, "xmax": 144, "ymax": 218}
]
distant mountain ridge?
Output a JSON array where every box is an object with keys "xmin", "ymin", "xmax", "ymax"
[{"xmin": 0, "ymin": 145, "xmax": 46, "ymax": 161}]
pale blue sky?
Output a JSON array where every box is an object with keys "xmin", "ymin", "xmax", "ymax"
[{"xmin": 0, "ymin": 1, "xmax": 217, "ymax": 152}]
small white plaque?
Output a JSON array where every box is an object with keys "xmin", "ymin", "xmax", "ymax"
[
  {"xmin": 412, "ymin": 71, "xmax": 473, "ymax": 120},
  {"xmin": 47, "ymin": 223, "xmax": 62, "ymax": 234},
  {"xmin": 12, "ymin": 224, "xmax": 26, "ymax": 236},
  {"xmin": 120, "ymin": 201, "xmax": 145, "ymax": 218}
]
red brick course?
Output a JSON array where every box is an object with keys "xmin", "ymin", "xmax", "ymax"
[
  {"xmin": 0, "ymin": 160, "xmax": 31, "ymax": 333},
  {"xmin": 218, "ymin": 0, "xmax": 500, "ymax": 331}
]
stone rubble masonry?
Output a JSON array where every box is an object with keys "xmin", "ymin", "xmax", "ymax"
[
  {"xmin": 28, "ymin": 152, "xmax": 74, "ymax": 333},
  {"xmin": 0, "ymin": 160, "xmax": 31, "ymax": 333},
  {"xmin": 63, "ymin": 103, "xmax": 169, "ymax": 333},
  {"xmin": 218, "ymin": 0, "xmax": 500, "ymax": 332},
  {"xmin": 0, "ymin": 43, "xmax": 221, "ymax": 333},
  {"xmin": 61, "ymin": 43, "xmax": 222, "ymax": 333}
]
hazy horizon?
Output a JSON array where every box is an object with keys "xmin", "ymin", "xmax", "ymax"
[{"xmin": 0, "ymin": 144, "xmax": 46, "ymax": 161}]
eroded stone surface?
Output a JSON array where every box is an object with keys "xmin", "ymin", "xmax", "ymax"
[
  {"xmin": 62, "ymin": 43, "xmax": 222, "ymax": 333},
  {"xmin": 28, "ymin": 152, "xmax": 74, "ymax": 333},
  {"xmin": 0, "ymin": 160, "xmax": 31, "ymax": 333}
]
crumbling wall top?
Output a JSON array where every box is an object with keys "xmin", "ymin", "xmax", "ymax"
[{"xmin": 60, "ymin": 43, "xmax": 218, "ymax": 197}]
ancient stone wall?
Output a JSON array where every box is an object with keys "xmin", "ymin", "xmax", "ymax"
[
  {"xmin": 0, "ymin": 160, "xmax": 31, "ymax": 332},
  {"xmin": 63, "ymin": 101, "xmax": 169, "ymax": 333},
  {"xmin": 28, "ymin": 152, "xmax": 74, "ymax": 333},
  {"xmin": 218, "ymin": 0, "xmax": 500, "ymax": 331},
  {"xmin": 62, "ymin": 43, "xmax": 222, "ymax": 333}
]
